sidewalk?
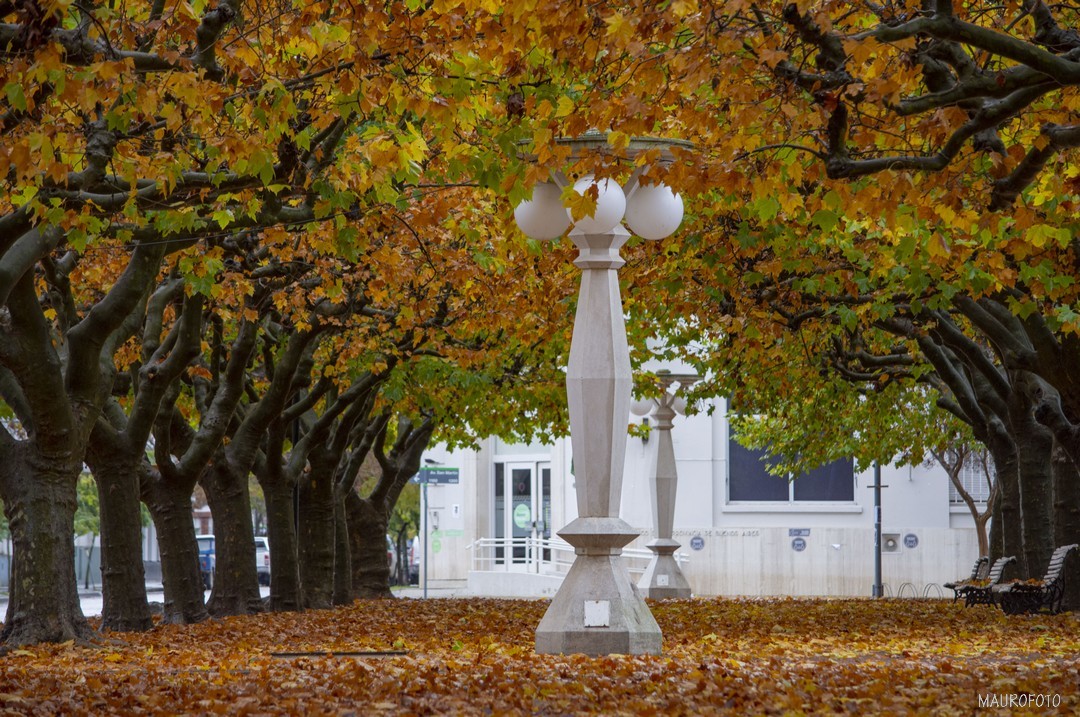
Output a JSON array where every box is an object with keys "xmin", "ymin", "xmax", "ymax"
[
  {"xmin": 0, "ymin": 584, "xmax": 465, "ymax": 619},
  {"xmin": 395, "ymin": 585, "xmax": 471, "ymax": 599}
]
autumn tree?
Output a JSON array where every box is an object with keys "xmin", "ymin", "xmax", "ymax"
[{"xmin": 673, "ymin": 0, "xmax": 1080, "ymax": 579}]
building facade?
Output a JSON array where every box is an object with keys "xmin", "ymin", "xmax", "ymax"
[{"xmin": 416, "ymin": 397, "xmax": 986, "ymax": 599}]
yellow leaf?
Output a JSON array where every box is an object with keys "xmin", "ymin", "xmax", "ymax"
[
  {"xmin": 672, "ymin": 0, "xmax": 698, "ymax": 18},
  {"xmin": 555, "ymin": 95, "xmax": 574, "ymax": 118},
  {"xmin": 608, "ymin": 131, "xmax": 630, "ymax": 151},
  {"xmin": 604, "ymin": 12, "xmax": 634, "ymax": 43}
]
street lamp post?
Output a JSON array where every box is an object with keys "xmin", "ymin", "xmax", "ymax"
[
  {"xmin": 632, "ymin": 372, "xmax": 698, "ymax": 599},
  {"xmin": 513, "ymin": 134, "xmax": 688, "ymax": 656}
]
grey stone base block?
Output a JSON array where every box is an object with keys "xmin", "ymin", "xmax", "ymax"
[
  {"xmin": 535, "ymin": 553, "xmax": 662, "ymax": 655},
  {"xmin": 639, "ymin": 556, "xmax": 693, "ymax": 599}
]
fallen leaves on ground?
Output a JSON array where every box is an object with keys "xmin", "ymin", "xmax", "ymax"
[{"xmin": 1, "ymin": 597, "xmax": 1077, "ymax": 715}]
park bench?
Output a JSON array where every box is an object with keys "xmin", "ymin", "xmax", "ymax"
[
  {"xmin": 955, "ymin": 556, "xmax": 1015, "ymax": 607},
  {"xmin": 997, "ymin": 544, "xmax": 1079, "ymax": 615},
  {"xmin": 944, "ymin": 556, "xmax": 990, "ymax": 602}
]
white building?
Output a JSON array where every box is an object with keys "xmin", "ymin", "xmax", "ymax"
[{"xmin": 415, "ymin": 397, "xmax": 988, "ymax": 599}]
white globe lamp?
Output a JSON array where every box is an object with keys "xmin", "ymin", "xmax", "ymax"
[
  {"xmin": 568, "ymin": 176, "xmax": 626, "ymax": 234},
  {"xmin": 625, "ymin": 182, "xmax": 683, "ymax": 240},
  {"xmin": 514, "ymin": 182, "xmax": 571, "ymax": 240},
  {"xmin": 630, "ymin": 398, "xmax": 655, "ymax": 417}
]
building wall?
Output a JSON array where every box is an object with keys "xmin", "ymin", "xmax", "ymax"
[{"xmin": 420, "ymin": 398, "xmax": 984, "ymax": 596}]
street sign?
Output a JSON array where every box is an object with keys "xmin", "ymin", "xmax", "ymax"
[{"xmin": 415, "ymin": 467, "xmax": 459, "ymax": 484}]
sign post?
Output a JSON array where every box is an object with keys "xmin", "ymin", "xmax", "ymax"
[{"xmin": 413, "ymin": 467, "xmax": 460, "ymax": 598}]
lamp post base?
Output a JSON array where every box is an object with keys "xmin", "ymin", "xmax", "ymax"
[
  {"xmin": 535, "ymin": 517, "xmax": 662, "ymax": 656},
  {"xmin": 638, "ymin": 539, "xmax": 692, "ymax": 599}
]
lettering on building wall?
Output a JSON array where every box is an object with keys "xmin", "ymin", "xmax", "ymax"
[{"xmin": 668, "ymin": 528, "xmax": 761, "ymax": 537}]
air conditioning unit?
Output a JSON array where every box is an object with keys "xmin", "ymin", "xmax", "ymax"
[{"xmin": 882, "ymin": 533, "xmax": 902, "ymax": 553}]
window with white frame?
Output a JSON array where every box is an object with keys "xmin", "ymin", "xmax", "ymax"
[
  {"xmin": 727, "ymin": 434, "xmax": 855, "ymax": 503},
  {"xmin": 949, "ymin": 458, "xmax": 993, "ymax": 504}
]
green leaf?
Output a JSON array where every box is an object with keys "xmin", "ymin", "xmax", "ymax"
[
  {"xmin": 4, "ymin": 83, "xmax": 26, "ymax": 112},
  {"xmin": 812, "ymin": 209, "xmax": 838, "ymax": 233},
  {"xmin": 212, "ymin": 209, "xmax": 234, "ymax": 229},
  {"xmin": 757, "ymin": 197, "xmax": 780, "ymax": 221}
]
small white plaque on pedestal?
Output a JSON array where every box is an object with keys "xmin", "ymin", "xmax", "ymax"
[
  {"xmin": 584, "ymin": 600, "xmax": 610, "ymax": 628},
  {"xmin": 657, "ymin": 574, "xmax": 669, "ymax": 587}
]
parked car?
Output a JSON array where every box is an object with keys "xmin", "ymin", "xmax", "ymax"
[
  {"xmin": 255, "ymin": 536, "xmax": 271, "ymax": 586},
  {"xmin": 196, "ymin": 534, "xmax": 214, "ymax": 590}
]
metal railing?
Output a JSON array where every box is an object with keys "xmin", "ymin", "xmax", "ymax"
[{"xmin": 467, "ymin": 536, "xmax": 687, "ymax": 578}]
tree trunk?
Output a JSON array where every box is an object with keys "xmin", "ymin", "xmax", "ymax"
[
  {"xmin": 85, "ymin": 438, "xmax": 153, "ymax": 633},
  {"xmin": 394, "ymin": 528, "xmax": 410, "ymax": 585},
  {"xmin": 989, "ymin": 491, "xmax": 1004, "ymax": 561},
  {"xmin": 299, "ymin": 455, "xmax": 337, "ymax": 609},
  {"xmin": 988, "ymin": 433, "xmax": 1023, "ymax": 578},
  {"xmin": 1052, "ymin": 445, "xmax": 1080, "ymax": 610},
  {"xmin": 973, "ymin": 512, "xmax": 991, "ymax": 559},
  {"xmin": 1011, "ymin": 384, "xmax": 1055, "ymax": 578},
  {"xmin": 346, "ymin": 491, "xmax": 393, "ymax": 599},
  {"xmin": 0, "ymin": 446, "xmax": 92, "ymax": 646},
  {"xmin": 260, "ymin": 478, "xmax": 301, "ymax": 612},
  {"xmin": 332, "ymin": 495, "xmax": 352, "ymax": 605},
  {"xmin": 200, "ymin": 461, "xmax": 262, "ymax": 616},
  {"xmin": 145, "ymin": 481, "xmax": 208, "ymax": 624}
]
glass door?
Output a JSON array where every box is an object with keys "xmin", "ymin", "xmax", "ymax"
[
  {"xmin": 508, "ymin": 464, "xmax": 533, "ymax": 563},
  {"xmin": 538, "ymin": 463, "xmax": 552, "ymax": 562},
  {"xmin": 493, "ymin": 461, "xmax": 554, "ymax": 569}
]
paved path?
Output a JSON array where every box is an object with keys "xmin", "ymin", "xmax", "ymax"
[
  {"xmin": 0, "ymin": 585, "xmax": 476, "ymax": 620},
  {"xmin": 0, "ymin": 586, "xmax": 272, "ymax": 618}
]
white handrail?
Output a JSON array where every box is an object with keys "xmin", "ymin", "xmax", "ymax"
[{"xmin": 466, "ymin": 536, "xmax": 688, "ymax": 577}]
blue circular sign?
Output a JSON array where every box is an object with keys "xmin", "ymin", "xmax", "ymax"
[
  {"xmin": 903, "ymin": 533, "xmax": 919, "ymax": 549},
  {"xmin": 689, "ymin": 535, "xmax": 705, "ymax": 551},
  {"xmin": 792, "ymin": 537, "xmax": 807, "ymax": 552}
]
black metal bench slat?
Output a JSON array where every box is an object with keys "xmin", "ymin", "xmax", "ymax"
[
  {"xmin": 998, "ymin": 544, "xmax": 1079, "ymax": 615},
  {"xmin": 945, "ymin": 557, "xmax": 991, "ymax": 602},
  {"xmin": 958, "ymin": 556, "xmax": 1016, "ymax": 608}
]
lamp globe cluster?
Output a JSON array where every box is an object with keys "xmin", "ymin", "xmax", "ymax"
[
  {"xmin": 514, "ymin": 176, "xmax": 683, "ymax": 241},
  {"xmin": 630, "ymin": 393, "xmax": 687, "ymax": 417}
]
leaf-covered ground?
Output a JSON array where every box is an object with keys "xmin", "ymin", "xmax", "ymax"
[{"xmin": 1, "ymin": 597, "xmax": 1077, "ymax": 715}]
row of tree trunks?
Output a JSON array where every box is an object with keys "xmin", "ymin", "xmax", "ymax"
[
  {"xmin": 987, "ymin": 432, "xmax": 1024, "ymax": 581},
  {"xmin": 0, "ymin": 446, "xmax": 93, "ymax": 646},
  {"xmin": 332, "ymin": 497, "xmax": 353, "ymax": 606},
  {"xmin": 1010, "ymin": 381, "xmax": 1056, "ymax": 580},
  {"xmin": 144, "ymin": 480, "xmax": 209, "ymax": 625},
  {"xmin": 84, "ymin": 437, "xmax": 153, "ymax": 633},
  {"xmin": 200, "ymin": 460, "xmax": 263, "ymax": 617},
  {"xmin": 261, "ymin": 478, "xmax": 301, "ymax": 612},
  {"xmin": 1052, "ymin": 447, "xmax": 1080, "ymax": 611},
  {"xmin": 346, "ymin": 492, "xmax": 393, "ymax": 599},
  {"xmin": 299, "ymin": 452, "xmax": 338, "ymax": 609}
]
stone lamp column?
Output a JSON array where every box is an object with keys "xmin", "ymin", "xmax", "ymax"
[
  {"xmin": 512, "ymin": 134, "xmax": 689, "ymax": 656},
  {"xmin": 633, "ymin": 373, "xmax": 698, "ymax": 599},
  {"xmin": 533, "ymin": 223, "xmax": 662, "ymax": 656}
]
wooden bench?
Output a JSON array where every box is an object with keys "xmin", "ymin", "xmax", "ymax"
[
  {"xmin": 956, "ymin": 556, "xmax": 1015, "ymax": 607},
  {"xmin": 944, "ymin": 556, "xmax": 990, "ymax": 602},
  {"xmin": 998, "ymin": 544, "xmax": 1079, "ymax": 615}
]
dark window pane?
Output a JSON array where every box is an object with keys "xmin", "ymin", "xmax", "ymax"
[
  {"xmin": 494, "ymin": 463, "xmax": 504, "ymax": 542},
  {"xmin": 793, "ymin": 459, "xmax": 855, "ymax": 501},
  {"xmin": 728, "ymin": 436, "xmax": 789, "ymax": 501}
]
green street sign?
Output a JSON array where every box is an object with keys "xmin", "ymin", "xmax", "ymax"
[{"xmin": 413, "ymin": 467, "xmax": 460, "ymax": 484}]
